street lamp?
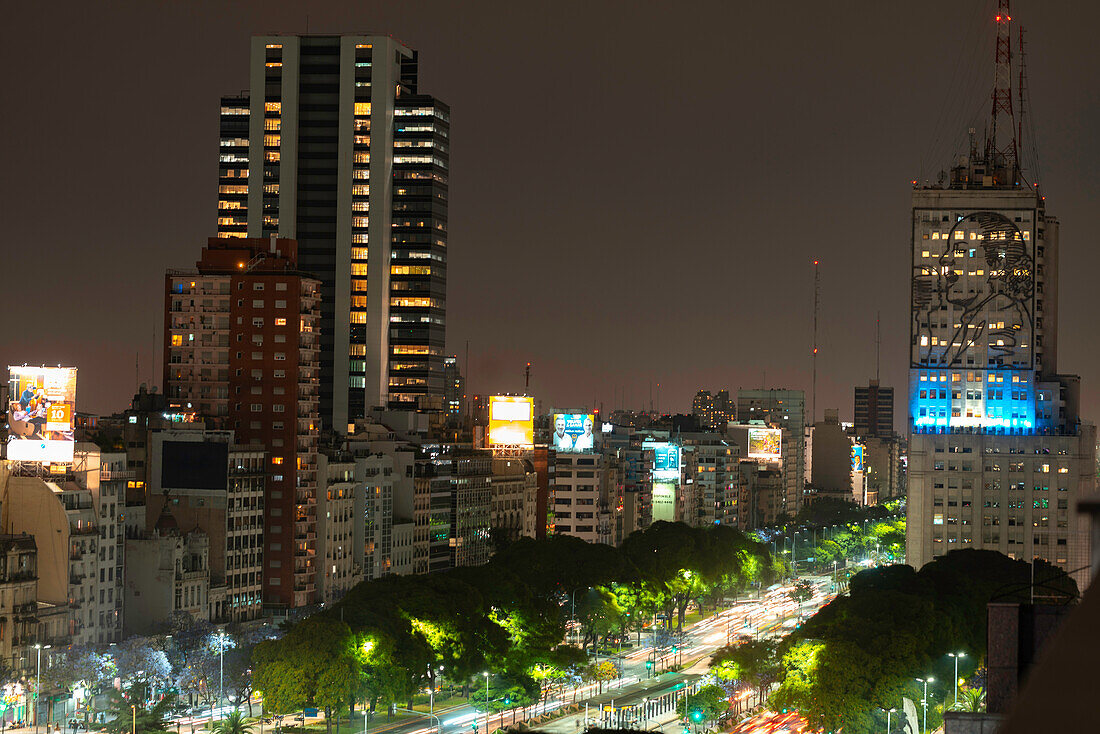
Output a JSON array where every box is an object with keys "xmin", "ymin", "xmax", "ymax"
[
  {"xmin": 34, "ymin": 643, "xmax": 51, "ymax": 731},
  {"xmin": 915, "ymin": 677, "xmax": 934, "ymax": 734},
  {"xmin": 879, "ymin": 707, "xmax": 896, "ymax": 734},
  {"xmin": 482, "ymin": 672, "xmax": 490, "ymax": 734},
  {"xmin": 947, "ymin": 652, "xmax": 967, "ymax": 705},
  {"xmin": 216, "ymin": 630, "xmax": 227, "ymax": 717}
]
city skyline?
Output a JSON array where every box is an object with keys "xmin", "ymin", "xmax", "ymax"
[{"xmin": 4, "ymin": 1, "xmax": 1100, "ymax": 425}]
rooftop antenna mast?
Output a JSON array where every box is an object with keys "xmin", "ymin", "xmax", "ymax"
[
  {"xmin": 875, "ymin": 311, "xmax": 881, "ymax": 382},
  {"xmin": 1017, "ymin": 24, "xmax": 1040, "ymax": 196},
  {"xmin": 987, "ymin": 0, "xmax": 1018, "ymax": 182},
  {"xmin": 525, "ymin": 362, "xmax": 531, "ymax": 391},
  {"xmin": 811, "ymin": 259, "xmax": 820, "ymax": 425}
]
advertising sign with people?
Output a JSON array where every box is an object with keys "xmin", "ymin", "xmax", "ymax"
[
  {"xmin": 552, "ymin": 413, "xmax": 597, "ymax": 452},
  {"xmin": 7, "ymin": 366, "xmax": 77, "ymax": 464}
]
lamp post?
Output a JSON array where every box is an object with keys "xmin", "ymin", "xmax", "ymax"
[
  {"xmin": 34, "ymin": 644, "xmax": 47, "ymax": 732},
  {"xmin": 879, "ymin": 707, "xmax": 896, "ymax": 734},
  {"xmin": 792, "ymin": 531, "xmax": 798, "ymax": 575},
  {"xmin": 915, "ymin": 677, "xmax": 934, "ymax": 734},
  {"xmin": 217, "ymin": 630, "xmax": 227, "ymax": 717},
  {"xmin": 482, "ymin": 672, "xmax": 490, "ymax": 734},
  {"xmin": 947, "ymin": 652, "xmax": 967, "ymax": 706}
]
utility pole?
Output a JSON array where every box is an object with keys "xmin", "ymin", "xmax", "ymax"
[{"xmin": 524, "ymin": 362, "xmax": 531, "ymax": 391}]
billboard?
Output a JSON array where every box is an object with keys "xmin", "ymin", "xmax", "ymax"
[
  {"xmin": 552, "ymin": 413, "xmax": 598, "ymax": 452},
  {"xmin": 851, "ymin": 443, "xmax": 865, "ymax": 473},
  {"xmin": 7, "ymin": 366, "xmax": 77, "ymax": 464},
  {"xmin": 653, "ymin": 481, "xmax": 677, "ymax": 522},
  {"xmin": 747, "ymin": 427, "xmax": 782, "ymax": 461},
  {"xmin": 488, "ymin": 396, "xmax": 534, "ymax": 446},
  {"xmin": 644, "ymin": 441, "xmax": 681, "ymax": 480},
  {"xmin": 161, "ymin": 441, "xmax": 229, "ymax": 491}
]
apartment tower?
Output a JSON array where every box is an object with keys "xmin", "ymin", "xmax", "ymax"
[
  {"xmin": 215, "ymin": 35, "xmax": 449, "ymax": 428},
  {"xmin": 164, "ymin": 237, "xmax": 321, "ymax": 609}
]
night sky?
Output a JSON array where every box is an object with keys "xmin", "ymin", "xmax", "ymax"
[{"xmin": 4, "ymin": 1, "xmax": 1100, "ymax": 426}]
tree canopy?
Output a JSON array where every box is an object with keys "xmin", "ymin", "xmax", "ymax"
[
  {"xmin": 766, "ymin": 549, "xmax": 1077, "ymax": 734},
  {"xmin": 251, "ymin": 522, "xmax": 776, "ymax": 716}
]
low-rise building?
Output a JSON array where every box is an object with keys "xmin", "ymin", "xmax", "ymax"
[
  {"xmin": 0, "ymin": 534, "xmax": 38, "ymax": 675},
  {"xmin": 123, "ymin": 505, "xmax": 211, "ymax": 634}
]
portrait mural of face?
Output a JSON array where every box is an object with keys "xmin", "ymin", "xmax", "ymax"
[{"xmin": 912, "ymin": 210, "xmax": 1034, "ymax": 368}]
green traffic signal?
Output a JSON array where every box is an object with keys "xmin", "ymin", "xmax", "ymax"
[
  {"xmin": 690, "ymin": 711, "xmax": 703, "ymax": 722},
  {"xmin": 646, "ymin": 660, "xmax": 654, "ymax": 669}
]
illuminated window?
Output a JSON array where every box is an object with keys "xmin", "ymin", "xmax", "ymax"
[
  {"xmin": 264, "ymin": 151, "xmax": 280, "ymax": 163},
  {"xmin": 265, "ymin": 102, "xmax": 281, "ymax": 112},
  {"xmin": 353, "ymin": 216, "xmax": 369, "ymax": 228},
  {"xmin": 272, "ymin": 457, "xmax": 284, "ymax": 465},
  {"xmin": 171, "ymin": 334, "xmax": 183, "ymax": 346},
  {"xmin": 275, "ymin": 318, "xmax": 287, "ymax": 326},
  {"xmin": 351, "ymin": 247, "xmax": 368, "ymax": 260},
  {"xmin": 352, "ymin": 202, "xmax": 368, "ymax": 212},
  {"xmin": 353, "ymin": 185, "xmax": 370, "ymax": 196},
  {"xmin": 350, "ymin": 311, "xmax": 367, "ymax": 324},
  {"xmin": 354, "ymin": 102, "xmax": 372, "ymax": 116},
  {"xmin": 351, "ymin": 263, "xmax": 368, "ymax": 276},
  {"xmin": 264, "ymin": 134, "xmax": 280, "ymax": 147}
]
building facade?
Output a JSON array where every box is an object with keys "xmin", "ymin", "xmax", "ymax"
[
  {"xmin": 215, "ymin": 35, "xmax": 450, "ymax": 423},
  {"xmin": 737, "ymin": 389, "xmax": 807, "ymax": 515},
  {"xmin": 906, "ymin": 136, "xmax": 1095, "ymax": 588},
  {"xmin": 692, "ymin": 390, "xmax": 734, "ymax": 431},
  {"xmin": 854, "ymin": 380, "xmax": 894, "ymax": 438},
  {"xmin": 143, "ymin": 432, "xmax": 266, "ymax": 623},
  {"xmin": 164, "ymin": 237, "xmax": 321, "ymax": 609}
]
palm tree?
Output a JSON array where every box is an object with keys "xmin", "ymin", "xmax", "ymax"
[
  {"xmin": 951, "ymin": 687, "xmax": 986, "ymax": 713},
  {"xmin": 211, "ymin": 710, "xmax": 256, "ymax": 734},
  {"xmin": 103, "ymin": 683, "xmax": 177, "ymax": 734}
]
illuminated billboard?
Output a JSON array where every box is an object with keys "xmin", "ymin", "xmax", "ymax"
[
  {"xmin": 653, "ymin": 482, "xmax": 676, "ymax": 522},
  {"xmin": 7, "ymin": 366, "xmax": 77, "ymax": 464},
  {"xmin": 488, "ymin": 396, "xmax": 534, "ymax": 446},
  {"xmin": 747, "ymin": 428, "xmax": 782, "ymax": 461},
  {"xmin": 644, "ymin": 441, "xmax": 681, "ymax": 480},
  {"xmin": 552, "ymin": 413, "xmax": 598, "ymax": 452},
  {"xmin": 851, "ymin": 443, "xmax": 865, "ymax": 473}
]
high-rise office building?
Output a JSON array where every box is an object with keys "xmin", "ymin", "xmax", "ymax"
[
  {"xmin": 854, "ymin": 380, "xmax": 894, "ymax": 438},
  {"xmin": 214, "ymin": 35, "xmax": 449, "ymax": 427},
  {"xmin": 164, "ymin": 237, "xmax": 321, "ymax": 609},
  {"xmin": 906, "ymin": 14, "xmax": 1094, "ymax": 588}
]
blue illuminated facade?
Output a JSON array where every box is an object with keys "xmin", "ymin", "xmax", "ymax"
[{"xmin": 907, "ymin": 184, "xmax": 1072, "ymax": 438}]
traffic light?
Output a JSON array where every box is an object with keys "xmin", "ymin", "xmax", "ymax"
[
  {"xmin": 646, "ymin": 660, "xmax": 654, "ymax": 670},
  {"xmin": 690, "ymin": 711, "xmax": 704, "ymax": 723},
  {"xmin": 503, "ymin": 697, "xmax": 511, "ymax": 706}
]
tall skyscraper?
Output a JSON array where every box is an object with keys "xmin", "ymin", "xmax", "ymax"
[
  {"xmin": 906, "ymin": 11, "xmax": 1094, "ymax": 588},
  {"xmin": 215, "ymin": 35, "xmax": 449, "ymax": 429},
  {"xmin": 854, "ymin": 380, "xmax": 894, "ymax": 437}
]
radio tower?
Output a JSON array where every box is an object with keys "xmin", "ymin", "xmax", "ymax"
[
  {"xmin": 987, "ymin": 0, "xmax": 1018, "ymax": 183},
  {"xmin": 811, "ymin": 259, "xmax": 820, "ymax": 425}
]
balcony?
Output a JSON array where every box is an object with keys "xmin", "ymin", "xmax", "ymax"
[{"xmin": 100, "ymin": 469, "xmax": 135, "ymax": 481}]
